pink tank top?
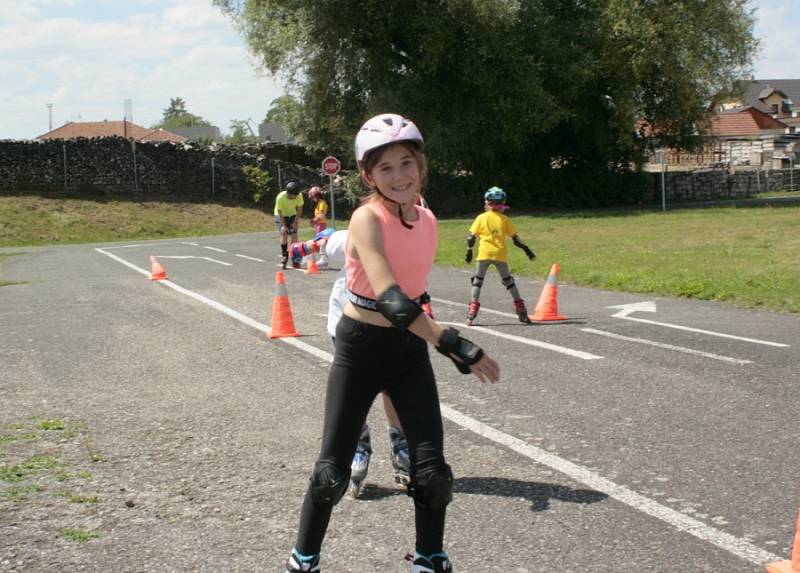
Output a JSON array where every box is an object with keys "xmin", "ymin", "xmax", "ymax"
[{"xmin": 346, "ymin": 201, "xmax": 437, "ymax": 301}]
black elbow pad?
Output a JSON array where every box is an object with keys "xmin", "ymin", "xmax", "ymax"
[
  {"xmin": 512, "ymin": 235, "xmax": 525, "ymax": 248},
  {"xmin": 466, "ymin": 234, "xmax": 476, "ymax": 248},
  {"xmin": 376, "ymin": 285, "xmax": 423, "ymax": 330}
]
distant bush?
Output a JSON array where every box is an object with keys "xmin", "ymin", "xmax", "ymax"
[{"xmin": 241, "ymin": 165, "xmax": 272, "ymax": 204}]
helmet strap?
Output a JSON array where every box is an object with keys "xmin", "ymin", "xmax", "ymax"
[{"xmin": 376, "ymin": 190, "xmax": 414, "ymax": 230}]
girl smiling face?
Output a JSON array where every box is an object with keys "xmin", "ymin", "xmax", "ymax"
[{"xmin": 361, "ymin": 142, "xmax": 423, "ymax": 206}]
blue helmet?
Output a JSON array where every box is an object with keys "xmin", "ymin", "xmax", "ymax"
[{"xmin": 484, "ymin": 186, "xmax": 507, "ymax": 203}]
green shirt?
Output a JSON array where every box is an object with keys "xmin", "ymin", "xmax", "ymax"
[{"xmin": 274, "ymin": 191, "xmax": 304, "ymax": 217}]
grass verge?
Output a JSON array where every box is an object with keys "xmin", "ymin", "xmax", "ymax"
[{"xmin": 437, "ymin": 205, "xmax": 800, "ymax": 313}]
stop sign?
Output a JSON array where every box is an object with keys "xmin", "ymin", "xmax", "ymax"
[{"xmin": 322, "ymin": 156, "xmax": 341, "ymax": 176}]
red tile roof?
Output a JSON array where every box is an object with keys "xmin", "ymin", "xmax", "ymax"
[
  {"xmin": 37, "ymin": 121, "xmax": 187, "ymax": 143},
  {"xmin": 709, "ymin": 107, "xmax": 788, "ymax": 136}
]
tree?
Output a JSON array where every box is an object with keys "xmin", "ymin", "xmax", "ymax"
[
  {"xmin": 264, "ymin": 95, "xmax": 306, "ymax": 144},
  {"xmin": 226, "ymin": 119, "xmax": 259, "ymax": 144},
  {"xmin": 153, "ymin": 97, "xmax": 211, "ymax": 130},
  {"xmin": 215, "ymin": 0, "xmax": 757, "ymax": 207},
  {"xmin": 163, "ymin": 97, "xmax": 188, "ymax": 121}
]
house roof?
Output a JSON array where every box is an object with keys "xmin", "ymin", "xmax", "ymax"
[
  {"xmin": 709, "ymin": 106, "xmax": 789, "ymax": 136},
  {"xmin": 36, "ymin": 120, "xmax": 187, "ymax": 143},
  {"xmin": 745, "ymin": 79, "xmax": 800, "ymax": 112}
]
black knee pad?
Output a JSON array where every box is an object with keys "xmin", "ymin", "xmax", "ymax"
[
  {"xmin": 410, "ymin": 464, "xmax": 453, "ymax": 510},
  {"xmin": 310, "ymin": 461, "xmax": 350, "ymax": 506},
  {"xmin": 501, "ymin": 275, "xmax": 516, "ymax": 290},
  {"xmin": 470, "ymin": 275, "xmax": 484, "ymax": 288}
]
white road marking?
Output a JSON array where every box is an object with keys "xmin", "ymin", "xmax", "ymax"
[
  {"xmin": 582, "ymin": 328, "xmax": 753, "ymax": 364},
  {"xmin": 154, "ymin": 255, "xmax": 232, "ymax": 266},
  {"xmin": 439, "ymin": 321, "xmax": 602, "ymax": 361},
  {"xmin": 608, "ymin": 302, "xmax": 789, "ymax": 348},
  {"xmin": 235, "ymin": 254, "xmax": 265, "ymax": 262},
  {"xmin": 203, "ymin": 246, "xmax": 228, "ymax": 253},
  {"xmin": 440, "ymin": 405, "xmax": 780, "ymax": 567},
  {"xmin": 95, "ymin": 247, "xmax": 783, "ymax": 567},
  {"xmin": 433, "ymin": 297, "xmax": 519, "ymax": 318},
  {"xmin": 182, "ymin": 241, "xmax": 199, "ymax": 246},
  {"xmin": 100, "ymin": 244, "xmax": 148, "ymax": 250}
]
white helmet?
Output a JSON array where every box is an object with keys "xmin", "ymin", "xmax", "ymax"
[{"xmin": 354, "ymin": 113, "xmax": 424, "ymax": 164}]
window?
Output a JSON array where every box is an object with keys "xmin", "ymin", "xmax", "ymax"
[{"xmin": 771, "ymin": 104, "xmax": 779, "ymax": 115}]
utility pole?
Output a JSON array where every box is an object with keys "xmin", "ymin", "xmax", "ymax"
[{"xmin": 46, "ymin": 103, "xmax": 53, "ymax": 131}]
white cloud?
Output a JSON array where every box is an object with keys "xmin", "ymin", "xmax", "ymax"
[
  {"xmin": 750, "ymin": 0, "xmax": 800, "ymax": 78},
  {"xmin": 0, "ymin": 0, "xmax": 285, "ymax": 140}
]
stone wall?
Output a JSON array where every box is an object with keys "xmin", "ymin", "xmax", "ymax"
[
  {"xmin": 645, "ymin": 167, "xmax": 799, "ymax": 203},
  {"xmin": 3, "ymin": 138, "xmax": 797, "ymax": 213},
  {"xmin": 0, "ymin": 137, "xmax": 327, "ymax": 203}
]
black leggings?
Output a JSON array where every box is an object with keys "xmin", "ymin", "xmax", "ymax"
[{"xmin": 295, "ymin": 315, "xmax": 447, "ymax": 555}]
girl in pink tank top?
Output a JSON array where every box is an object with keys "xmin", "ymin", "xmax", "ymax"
[{"xmin": 284, "ymin": 114, "xmax": 499, "ymax": 573}]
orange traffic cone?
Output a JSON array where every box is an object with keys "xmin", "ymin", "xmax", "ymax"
[
  {"xmin": 268, "ymin": 271, "xmax": 299, "ymax": 338},
  {"xmin": 768, "ymin": 509, "xmax": 800, "ymax": 573},
  {"xmin": 530, "ymin": 263, "xmax": 568, "ymax": 322},
  {"xmin": 149, "ymin": 256, "xmax": 167, "ymax": 281},
  {"xmin": 305, "ymin": 253, "xmax": 320, "ymax": 275}
]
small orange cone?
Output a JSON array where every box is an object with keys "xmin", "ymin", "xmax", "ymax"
[
  {"xmin": 149, "ymin": 256, "xmax": 167, "ymax": 281},
  {"xmin": 530, "ymin": 263, "xmax": 568, "ymax": 322},
  {"xmin": 268, "ymin": 271, "xmax": 299, "ymax": 338},
  {"xmin": 768, "ymin": 509, "xmax": 800, "ymax": 573},
  {"xmin": 305, "ymin": 253, "xmax": 320, "ymax": 275}
]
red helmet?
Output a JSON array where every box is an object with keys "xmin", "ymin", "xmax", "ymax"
[{"xmin": 308, "ymin": 186, "xmax": 322, "ymax": 199}]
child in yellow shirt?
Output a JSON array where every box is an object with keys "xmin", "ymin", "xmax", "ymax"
[
  {"xmin": 308, "ymin": 186, "xmax": 328, "ymax": 233},
  {"xmin": 465, "ymin": 186, "xmax": 536, "ymax": 325}
]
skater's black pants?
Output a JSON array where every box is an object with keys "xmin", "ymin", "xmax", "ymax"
[{"xmin": 295, "ymin": 314, "xmax": 447, "ymax": 556}]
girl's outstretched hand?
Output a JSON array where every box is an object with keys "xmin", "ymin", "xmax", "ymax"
[{"xmin": 470, "ymin": 353, "xmax": 500, "ymax": 384}]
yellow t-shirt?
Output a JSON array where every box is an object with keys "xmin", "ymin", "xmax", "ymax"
[
  {"xmin": 274, "ymin": 191, "xmax": 304, "ymax": 217},
  {"xmin": 469, "ymin": 210, "xmax": 518, "ymax": 262},
  {"xmin": 314, "ymin": 198, "xmax": 328, "ymax": 221}
]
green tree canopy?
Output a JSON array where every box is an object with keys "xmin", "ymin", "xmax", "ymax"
[
  {"xmin": 226, "ymin": 119, "xmax": 259, "ymax": 144},
  {"xmin": 264, "ymin": 95, "xmax": 306, "ymax": 144},
  {"xmin": 215, "ymin": 0, "xmax": 757, "ymax": 207},
  {"xmin": 153, "ymin": 97, "xmax": 212, "ymax": 130}
]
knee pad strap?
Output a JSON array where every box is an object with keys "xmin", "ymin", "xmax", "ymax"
[
  {"xmin": 501, "ymin": 275, "xmax": 516, "ymax": 290},
  {"xmin": 470, "ymin": 275, "xmax": 484, "ymax": 288},
  {"xmin": 310, "ymin": 462, "xmax": 350, "ymax": 506}
]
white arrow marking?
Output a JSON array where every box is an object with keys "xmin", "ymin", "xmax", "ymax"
[
  {"xmin": 607, "ymin": 302, "xmax": 789, "ymax": 348},
  {"xmin": 608, "ymin": 301, "xmax": 658, "ymax": 318}
]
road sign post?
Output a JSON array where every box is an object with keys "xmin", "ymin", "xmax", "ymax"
[{"xmin": 322, "ymin": 156, "xmax": 341, "ymax": 229}]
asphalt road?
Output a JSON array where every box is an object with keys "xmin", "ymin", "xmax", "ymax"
[{"xmin": 1, "ymin": 233, "xmax": 798, "ymax": 572}]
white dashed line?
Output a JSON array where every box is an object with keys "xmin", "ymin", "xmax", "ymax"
[
  {"xmin": 235, "ymin": 254, "xmax": 265, "ymax": 262},
  {"xmin": 582, "ymin": 328, "xmax": 753, "ymax": 364},
  {"xmin": 440, "ymin": 322, "xmax": 602, "ymax": 360}
]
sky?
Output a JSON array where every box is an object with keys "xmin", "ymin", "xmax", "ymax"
[{"xmin": 1, "ymin": 0, "xmax": 799, "ymax": 141}]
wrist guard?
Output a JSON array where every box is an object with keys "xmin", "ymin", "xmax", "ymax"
[
  {"xmin": 436, "ymin": 327, "xmax": 484, "ymax": 374},
  {"xmin": 376, "ymin": 285, "xmax": 423, "ymax": 330},
  {"xmin": 419, "ymin": 291, "xmax": 434, "ymax": 319},
  {"xmin": 513, "ymin": 236, "xmax": 535, "ymax": 260}
]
